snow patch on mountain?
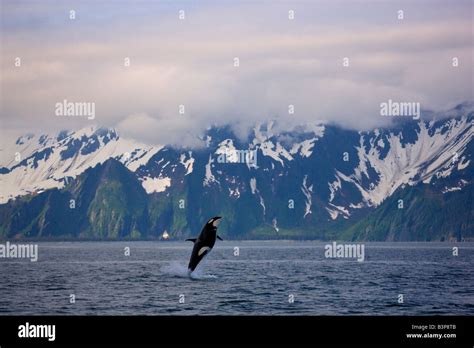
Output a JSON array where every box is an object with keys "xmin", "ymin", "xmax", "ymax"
[
  {"xmin": 228, "ymin": 187, "xmax": 241, "ymax": 198},
  {"xmin": 203, "ymin": 154, "xmax": 217, "ymax": 186},
  {"xmin": 326, "ymin": 203, "xmax": 350, "ymax": 220},
  {"xmin": 252, "ymin": 122, "xmax": 294, "ymax": 166},
  {"xmin": 250, "ymin": 178, "xmax": 257, "ymax": 194},
  {"xmin": 290, "ymin": 138, "xmax": 318, "ymax": 158},
  {"xmin": 259, "ymin": 141, "xmax": 293, "ymax": 165},
  {"xmin": 328, "ymin": 176, "xmax": 342, "ymax": 202},
  {"xmin": 249, "ymin": 177, "xmax": 266, "ymax": 215},
  {"xmin": 457, "ymin": 156, "xmax": 470, "ymax": 170},
  {"xmin": 332, "ymin": 115, "xmax": 473, "ymax": 207},
  {"xmin": 442, "ymin": 179, "xmax": 468, "ymax": 194},
  {"xmin": 180, "ymin": 152, "xmax": 195, "ymax": 176},
  {"xmin": 141, "ymin": 176, "xmax": 171, "ymax": 193},
  {"xmin": 272, "ymin": 217, "xmax": 280, "ymax": 232},
  {"xmin": 301, "ymin": 175, "xmax": 313, "ymax": 218}
]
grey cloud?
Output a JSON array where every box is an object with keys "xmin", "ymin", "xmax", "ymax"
[{"xmin": 1, "ymin": 2, "xmax": 472, "ymax": 145}]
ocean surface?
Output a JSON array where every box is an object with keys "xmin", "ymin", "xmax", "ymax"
[{"xmin": 0, "ymin": 241, "xmax": 473, "ymax": 315}]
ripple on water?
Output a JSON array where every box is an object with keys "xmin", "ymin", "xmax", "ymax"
[{"xmin": 1, "ymin": 241, "xmax": 473, "ymax": 315}]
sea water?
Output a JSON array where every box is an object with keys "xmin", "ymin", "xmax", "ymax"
[{"xmin": 0, "ymin": 241, "xmax": 472, "ymax": 315}]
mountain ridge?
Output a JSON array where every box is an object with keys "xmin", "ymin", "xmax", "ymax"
[{"xmin": 0, "ymin": 102, "xmax": 472, "ymax": 240}]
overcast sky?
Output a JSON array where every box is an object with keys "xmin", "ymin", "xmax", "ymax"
[{"xmin": 1, "ymin": 0, "xmax": 472, "ymax": 146}]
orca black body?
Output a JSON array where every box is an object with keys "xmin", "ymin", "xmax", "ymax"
[{"xmin": 186, "ymin": 216, "xmax": 223, "ymax": 273}]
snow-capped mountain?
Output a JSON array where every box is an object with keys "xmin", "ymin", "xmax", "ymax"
[
  {"xmin": 0, "ymin": 103, "xmax": 472, "ymax": 240},
  {"xmin": 0, "ymin": 126, "xmax": 162, "ymax": 203}
]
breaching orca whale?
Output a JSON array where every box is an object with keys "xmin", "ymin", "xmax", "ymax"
[{"xmin": 186, "ymin": 216, "xmax": 223, "ymax": 273}]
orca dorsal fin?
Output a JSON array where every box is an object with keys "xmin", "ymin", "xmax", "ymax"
[
  {"xmin": 185, "ymin": 238, "xmax": 197, "ymax": 243},
  {"xmin": 217, "ymin": 235, "xmax": 224, "ymax": 241}
]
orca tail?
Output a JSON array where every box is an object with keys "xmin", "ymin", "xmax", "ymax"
[{"xmin": 185, "ymin": 238, "xmax": 197, "ymax": 243}]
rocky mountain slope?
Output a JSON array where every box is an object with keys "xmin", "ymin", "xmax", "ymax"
[{"xmin": 0, "ymin": 103, "xmax": 472, "ymax": 240}]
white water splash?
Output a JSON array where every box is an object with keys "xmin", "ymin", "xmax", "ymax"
[
  {"xmin": 190, "ymin": 271, "xmax": 218, "ymax": 281},
  {"xmin": 161, "ymin": 261, "xmax": 218, "ymax": 280},
  {"xmin": 160, "ymin": 261, "xmax": 189, "ymax": 278}
]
